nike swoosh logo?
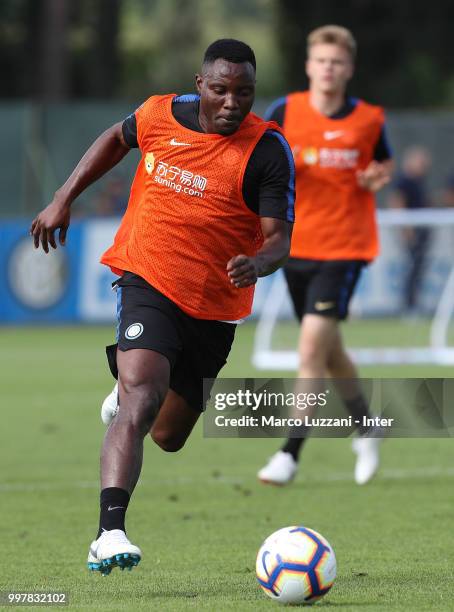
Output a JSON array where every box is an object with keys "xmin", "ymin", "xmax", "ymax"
[
  {"xmin": 170, "ymin": 138, "xmax": 191, "ymax": 146},
  {"xmin": 314, "ymin": 301, "xmax": 336, "ymax": 311},
  {"xmin": 107, "ymin": 505, "xmax": 125, "ymax": 511},
  {"xmin": 323, "ymin": 131, "xmax": 344, "ymax": 141}
]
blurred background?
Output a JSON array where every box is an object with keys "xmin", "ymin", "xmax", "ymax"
[{"xmin": 2, "ymin": 0, "xmax": 454, "ymax": 354}]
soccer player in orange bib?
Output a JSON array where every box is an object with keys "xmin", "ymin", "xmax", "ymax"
[
  {"xmin": 30, "ymin": 40, "xmax": 295, "ymax": 575},
  {"xmin": 257, "ymin": 25, "xmax": 393, "ymax": 487}
]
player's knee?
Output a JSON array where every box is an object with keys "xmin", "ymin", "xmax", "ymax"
[
  {"xmin": 299, "ymin": 342, "xmax": 327, "ymax": 369},
  {"xmin": 326, "ymin": 353, "xmax": 339, "ymax": 373},
  {"xmin": 151, "ymin": 429, "xmax": 186, "ymax": 453},
  {"xmin": 119, "ymin": 380, "xmax": 166, "ymax": 429},
  {"xmin": 122, "ymin": 373, "xmax": 166, "ymax": 404},
  {"xmin": 326, "ymin": 344, "xmax": 350, "ymax": 374}
]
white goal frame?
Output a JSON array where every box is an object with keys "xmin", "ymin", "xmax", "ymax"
[{"xmin": 253, "ymin": 208, "xmax": 454, "ymax": 368}]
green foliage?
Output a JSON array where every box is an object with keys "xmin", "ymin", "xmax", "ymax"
[
  {"xmin": 276, "ymin": 0, "xmax": 454, "ymax": 108},
  {"xmin": 0, "ymin": 0, "xmax": 284, "ymax": 100},
  {"xmin": 119, "ymin": 0, "xmax": 284, "ymax": 99},
  {"xmin": 2, "ymin": 0, "xmax": 453, "ymax": 105}
]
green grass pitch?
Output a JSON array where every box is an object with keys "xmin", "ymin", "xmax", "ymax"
[{"xmin": 1, "ymin": 322, "xmax": 453, "ymax": 610}]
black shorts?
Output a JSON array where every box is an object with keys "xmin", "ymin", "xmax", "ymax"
[
  {"xmin": 106, "ymin": 272, "xmax": 236, "ymax": 412},
  {"xmin": 284, "ymin": 258, "xmax": 366, "ymax": 321}
]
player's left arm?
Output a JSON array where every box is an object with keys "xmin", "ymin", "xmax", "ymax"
[
  {"xmin": 227, "ymin": 218, "xmax": 292, "ymax": 288},
  {"xmin": 357, "ymin": 123, "xmax": 394, "ymax": 192},
  {"xmin": 227, "ymin": 129, "xmax": 295, "ymax": 288}
]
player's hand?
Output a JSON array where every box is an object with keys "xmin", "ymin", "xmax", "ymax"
[
  {"xmin": 356, "ymin": 161, "xmax": 391, "ymax": 192},
  {"xmin": 30, "ymin": 200, "xmax": 71, "ymax": 253},
  {"xmin": 226, "ymin": 254, "xmax": 258, "ymax": 288}
]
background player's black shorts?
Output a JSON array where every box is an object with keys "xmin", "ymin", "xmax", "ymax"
[
  {"xmin": 284, "ymin": 258, "xmax": 367, "ymax": 321},
  {"xmin": 105, "ymin": 272, "xmax": 236, "ymax": 412}
]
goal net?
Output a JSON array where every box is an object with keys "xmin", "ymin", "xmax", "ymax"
[{"xmin": 252, "ymin": 208, "xmax": 454, "ymax": 368}]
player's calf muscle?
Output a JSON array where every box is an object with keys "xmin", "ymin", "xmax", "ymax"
[{"xmin": 150, "ymin": 428, "xmax": 187, "ymax": 453}]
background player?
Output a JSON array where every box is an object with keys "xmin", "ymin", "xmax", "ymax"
[
  {"xmin": 257, "ymin": 25, "xmax": 393, "ymax": 487},
  {"xmin": 387, "ymin": 145, "xmax": 432, "ymax": 314},
  {"xmin": 30, "ymin": 39, "xmax": 294, "ymax": 575}
]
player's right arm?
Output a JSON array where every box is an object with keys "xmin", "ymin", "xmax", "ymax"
[{"xmin": 30, "ymin": 122, "xmax": 131, "ymax": 253}]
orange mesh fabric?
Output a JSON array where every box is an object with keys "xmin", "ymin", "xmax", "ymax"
[
  {"xmin": 101, "ymin": 94, "xmax": 277, "ymax": 320},
  {"xmin": 283, "ymin": 92, "xmax": 384, "ymax": 261}
]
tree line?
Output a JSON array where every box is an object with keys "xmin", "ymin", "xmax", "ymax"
[{"xmin": 1, "ymin": 0, "xmax": 453, "ymax": 107}]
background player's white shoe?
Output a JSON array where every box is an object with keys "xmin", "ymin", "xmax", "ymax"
[
  {"xmin": 352, "ymin": 433, "xmax": 382, "ymax": 485},
  {"xmin": 87, "ymin": 529, "xmax": 141, "ymax": 575},
  {"xmin": 101, "ymin": 383, "xmax": 119, "ymax": 425},
  {"xmin": 257, "ymin": 451, "xmax": 297, "ymax": 485}
]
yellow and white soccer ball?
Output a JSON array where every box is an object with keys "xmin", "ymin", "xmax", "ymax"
[{"xmin": 256, "ymin": 526, "xmax": 336, "ymax": 605}]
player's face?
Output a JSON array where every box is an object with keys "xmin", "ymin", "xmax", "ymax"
[
  {"xmin": 196, "ymin": 59, "xmax": 256, "ymax": 135},
  {"xmin": 306, "ymin": 44, "xmax": 353, "ymax": 95}
]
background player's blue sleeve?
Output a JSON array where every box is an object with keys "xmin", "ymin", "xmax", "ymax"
[
  {"xmin": 256, "ymin": 131, "xmax": 295, "ymax": 222},
  {"xmin": 373, "ymin": 124, "xmax": 392, "ymax": 161},
  {"xmin": 264, "ymin": 97, "xmax": 287, "ymax": 126}
]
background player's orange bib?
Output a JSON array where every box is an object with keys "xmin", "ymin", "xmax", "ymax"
[
  {"xmin": 101, "ymin": 94, "xmax": 274, "ymax": 320},
  {"xmin": 284, "ymin": 91, "xmax": 384, "ymax": 261}
]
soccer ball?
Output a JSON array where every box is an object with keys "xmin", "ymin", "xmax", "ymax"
[{"xmin": 256, "ymin": 525, "xmax": 336, "ymax": 605}]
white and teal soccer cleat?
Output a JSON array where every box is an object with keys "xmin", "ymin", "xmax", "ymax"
[
  {"xmin": 87, "ymin": 529, "xmax": 142, "ymax": 576},
  {"xmin": 257, "ymin": 451, "xmax": 297, "ymax": 486},
  {"xmin": 101, "ymin": 383, "xmax": 119, "ymax": 425},
  {"xmin": 352, "ymin": 432, "xmax": 383, "ymax": 485}
]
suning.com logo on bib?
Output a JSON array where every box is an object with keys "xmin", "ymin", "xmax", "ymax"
[{"xmin": 145, "ymin": 152, "xmax": 208, "ymax": 198}]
